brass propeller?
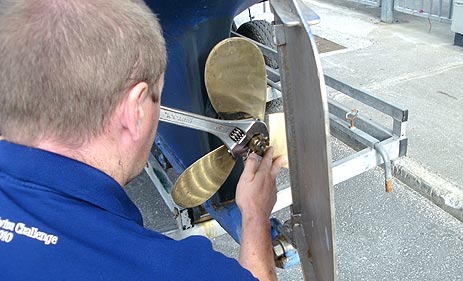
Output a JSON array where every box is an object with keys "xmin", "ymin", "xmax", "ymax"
[
  {"xmin": 171, "ymin": 37, "xmax": 287, "ymax": 208},
  {"xmin": 171, "ymin": 145, "xmax": 236, "ymax": 208}
]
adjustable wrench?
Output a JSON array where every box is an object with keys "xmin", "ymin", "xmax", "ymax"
[{"xmin": 159, "ymin": 106, "xmax": 269, "ymax": 158}]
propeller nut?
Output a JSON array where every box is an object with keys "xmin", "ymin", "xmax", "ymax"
[{"xmin": 249, "ymin": 135, "xmax": 269, "ymax": 156}]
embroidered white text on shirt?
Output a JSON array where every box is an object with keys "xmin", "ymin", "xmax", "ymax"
[{"xmin": 0, "ymin": 216, "xmax": 59, "ymax": 245}]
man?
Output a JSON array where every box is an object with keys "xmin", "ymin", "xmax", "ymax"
[{"xmin": 0, "ymin": 0, "xmax": 285, "ymax": 280}]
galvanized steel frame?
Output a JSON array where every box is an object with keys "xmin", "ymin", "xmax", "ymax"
[
  {"xmin": 271, "ymin": 0, "xmax": 337, "ymax": 280},
  {"xmin": 238, "ymin": 11, "xmax": 408, "ymax": 203},
  {"xmin": 239, "ymin": 2, "xmax": 407, "ymax": 279}
]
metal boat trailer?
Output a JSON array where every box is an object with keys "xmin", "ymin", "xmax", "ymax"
[{"xmin": 142, "ymin": 0, "xmax": 408, "ymax": 280}]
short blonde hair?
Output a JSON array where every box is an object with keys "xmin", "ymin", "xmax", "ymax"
[{"xmin": 0, "ymin": 0, "xmax": 166, "ymax": 145}]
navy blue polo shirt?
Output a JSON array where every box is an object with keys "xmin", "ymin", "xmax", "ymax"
[{"xmin": 0, "ymin": 140, "xmax": 257, "ymax": 280}]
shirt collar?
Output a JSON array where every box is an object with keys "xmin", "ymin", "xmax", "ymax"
[{"xmin": 0, "ymin": 140, "xmax": 143, "ymax": 225}]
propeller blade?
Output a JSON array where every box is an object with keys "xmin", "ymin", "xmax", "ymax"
[
  {"xmin": 205, "ymin": 37, "xmax": 267, "ymax": 120},
  {"xmin": 172, "ymin": 145, "xmax": 236, "ymax": 208}
]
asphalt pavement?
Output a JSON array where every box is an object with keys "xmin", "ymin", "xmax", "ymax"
[{"xmin": 126, "ymin": 1, "xmax": 463, "ymax": 280}]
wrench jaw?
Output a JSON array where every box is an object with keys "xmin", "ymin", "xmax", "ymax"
[{"xmin": 228, "ymin": 120, "xmax": 269, "ymax": 158}]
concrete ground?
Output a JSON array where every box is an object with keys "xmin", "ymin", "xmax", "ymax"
[
  {"xmin": 310, "ymin": 0, "xmax": 463, "ymax": 221},
  {"xmin": 126, "ymin": 1, "xmax": 463, "ymax": 280}
]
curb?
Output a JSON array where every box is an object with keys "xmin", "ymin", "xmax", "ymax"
[{"xmin": 392, "ymin": 157, "xmax": 463, "ymax": 222}]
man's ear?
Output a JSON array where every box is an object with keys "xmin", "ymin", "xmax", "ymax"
[{"xmin": 120, "ymin": 82, "xmax": 149, "ymax": 141}]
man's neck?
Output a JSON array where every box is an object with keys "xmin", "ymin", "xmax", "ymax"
[{"xmin": 34, "ymin": 137, "xmax": 128, "ymax": 186}]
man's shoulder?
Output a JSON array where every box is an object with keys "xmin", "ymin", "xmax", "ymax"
[{"xmin": 0, "ymin": 176, "xmax": 256, "ymax": 281}]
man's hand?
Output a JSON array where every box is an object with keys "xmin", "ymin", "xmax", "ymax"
[
  {"xmin": 236, "ymin": 147, "xmax": 287, "ymax": 281},
  {"xmin": 236, "ymin": 147, "xmax": 286, "ymax": 221}
]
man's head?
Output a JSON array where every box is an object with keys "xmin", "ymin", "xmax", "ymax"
[
  {"xmin": 0, "ymin": 0, "xmax": 167, "ymax": 184},
  {"xmin": 0, "ymin": 0, "xmax": 166, "ymax": 146}
]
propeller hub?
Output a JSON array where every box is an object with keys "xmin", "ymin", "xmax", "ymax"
[{"xmin": 248, "ymin": 134, "xmax": 269, "ymax": 156}]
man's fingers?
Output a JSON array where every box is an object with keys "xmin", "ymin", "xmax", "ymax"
[
  {"xmin": 256, "ymin": 147, "xmax": 274, "ymax": 175},
  {"xmin": 242, "ymin": 148, "xmax": 277, "ymax": 182},
  {"xmin": 241, "ymin": 152, "xmax": 259, "ymax": 181},
  {"xmin": 270, "ymin": 155, "xmax": 287, "ymax": 179}
]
